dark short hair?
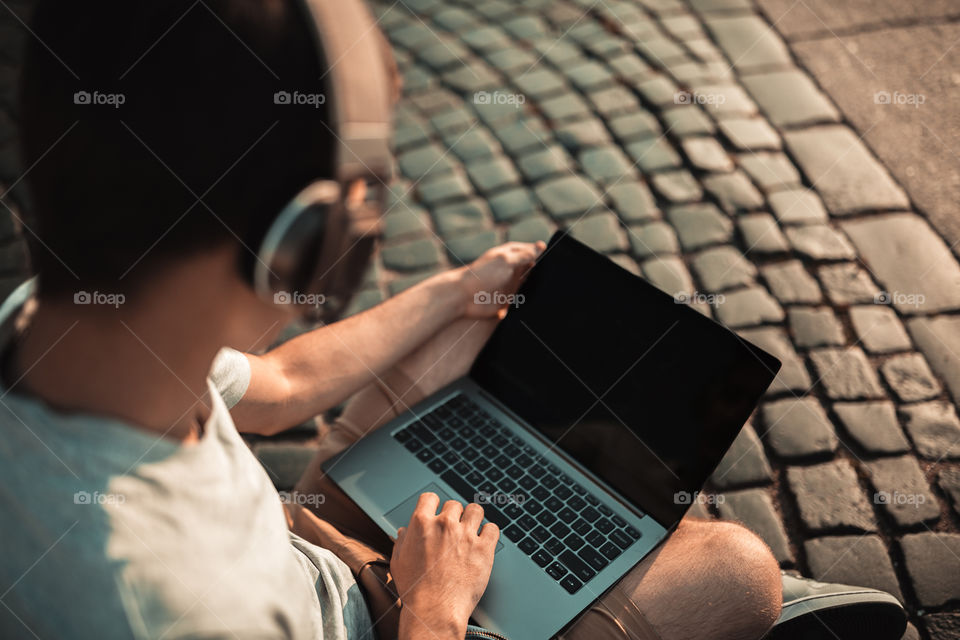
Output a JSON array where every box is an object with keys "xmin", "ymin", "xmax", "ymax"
[{"xmin": 20, "ymin": 0, "xmax": 335, "ymax": 296}]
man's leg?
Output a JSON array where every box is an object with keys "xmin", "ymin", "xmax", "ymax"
[{"xmin": 559, "ymin": 518, "xmax": 782, "ymax": 640}]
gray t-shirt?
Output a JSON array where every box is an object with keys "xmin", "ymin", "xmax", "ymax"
[{"xmin": 0, "ymin": 280, "xmax": 373, "ymax": 639}]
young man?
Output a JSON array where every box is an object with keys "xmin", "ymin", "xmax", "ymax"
[{"xmin": 0, "ymin": 2, "xmax": 905, "ymax": 639}]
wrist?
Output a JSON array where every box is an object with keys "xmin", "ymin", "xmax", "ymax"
[
  {"xmin": 427, "ymin": 267, "xmax": 471, "ymax": 320},
  {"xmin": 399, "ymin": 606, "xmax": 467, "ymax": 640}
]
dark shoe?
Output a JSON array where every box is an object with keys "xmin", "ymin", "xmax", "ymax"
[{"xmin": 764, "ymin": 572, "xmax": 907, "ymax": 640}]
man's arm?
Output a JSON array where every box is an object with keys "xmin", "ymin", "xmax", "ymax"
[{"xmin": 231, "ymin": 242, "xmax": 543, "ymax": 435}]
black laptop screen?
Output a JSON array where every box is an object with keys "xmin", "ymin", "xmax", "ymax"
[{"xmin": 470, "ymin": 234, "xmax": 780, "ymax": 528}]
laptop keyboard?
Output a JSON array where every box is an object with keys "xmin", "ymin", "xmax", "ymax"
[{"xmin": 393, "ymin": 393, "xmax": 642, "ymax": 595}]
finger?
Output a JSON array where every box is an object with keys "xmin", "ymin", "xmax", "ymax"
[
  {"xmin": 461, "ymin": 502, "xmax": 485, "ymax": 531},
  {"xmin": 393, "ymin": 526, "xmax": 406, "ymax": 549},
  {"xmin": 411, "ymin": 492, "xmax": 440, "ymax": 525},
  {"xmin": 479, "ymin": 522, "xmax": 500, "ymax": 547},
  {"xmin": 440, "ymin": 499, "xmax": 464, "ymax": 521}
]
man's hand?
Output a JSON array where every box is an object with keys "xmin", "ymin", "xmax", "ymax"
[
  {"xmin": 391, "ymin": 492, "xmax": 500, "ymax": 640},
  {"xmin": 456, "ymin": 241, "xmax": 545, "ymax": 318}
]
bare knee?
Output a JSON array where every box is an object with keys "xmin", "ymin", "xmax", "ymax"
[{"xmin": 632, "ymin": 518, "xmax": 781, "ymax": 640}]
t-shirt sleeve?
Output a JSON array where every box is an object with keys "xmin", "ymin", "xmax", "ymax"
[{"xmin": 208, "ymin": 347, "xmax": 252, "ymax": 409}]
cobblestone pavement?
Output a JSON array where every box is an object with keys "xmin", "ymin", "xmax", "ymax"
[{"xmin": 1, "ymin": 0, "xmax": 960, "ymax": 637}]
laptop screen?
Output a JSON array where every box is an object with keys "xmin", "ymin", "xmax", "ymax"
[{"xmin": 470, "ymin": 233, "xmax": 780, "ymax": 528}]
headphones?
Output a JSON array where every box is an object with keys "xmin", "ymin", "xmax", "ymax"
[{"xmin": 251, "ymin": 0, "xmax": 393, "ymax": 322}]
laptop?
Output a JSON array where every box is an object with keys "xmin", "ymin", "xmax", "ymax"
[{"xmin": 324, "ymin": 232, "xmax": 781, "ymax": 639}]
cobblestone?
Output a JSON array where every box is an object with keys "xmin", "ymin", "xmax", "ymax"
[
  {"xmin": 761, "ymin": 261, "xmax": 822, "ymax": 305},
  {"xmin": 710, "ymin": 424, "xmax": 773, "ymax": 489},
  {"xmin": 784, "ymin": 126, "xmax": 910, "ymax": 215},
  {"xmin": 446, "ymin": 228, "xmax": 501, "ymax": 264},
  {"xmin": 580, "ymin": 145, "xmax": 637, "ymax": 184},
  {"xmin": 899, "ymin": 402, "xmax": 960, "ymax": 460},
  {"xmin": 701, "ymin": 171, "xmax": 764, "ymax": 213},
  {"xmin": 833, "ymin": 401, "xmax": 911, "ymax": 455},
  {"xmin": 625, "ymin": 137, "xmax": 683, "ymax": 172},
  {"xmin": 940, "ymin": 469, "xmax": 960, "ymax": 518},
  {"xmin": 738, "ymin": 152, "xmax": 802, "ymax": 192},
  {"xmin": 567, "ymin": 213, "xmax": 628, "ymax": 254},
  {"xmin": 742, "ymin": 70, "xmax": 840, "ymax": 127},
  {"xmin": 715, "ymin": 287, "xmax": 784, "ymax": 328},
  {"xmin": 641, "ymin": 256, "xmax": 695, "ymax": 298},
  {"xmin": 681, "ymin": 136, "xmax": 734, "ymax": 172},
  {"xmin": 761, "ymin": 397, "xmax": 838, "ymax": 459},
  {"xmin": 609, "ymin": 111, "xmax": 662, "ymax": 142},
  {"xmin": 909, "ymin": 315, "xmax": 960, "ymax": 405},
  {"xmin": 608, "ymin": 182, "xmax": 660, "ymax": 223},
  {"xmin": 849, "ymin": 305, "xmax": 912, "ymax": 354},
  {"xmin": 717, "ymin": 116, "xmax": 780, "ymax": 151},
  {"xmin": 788, "ymin": 307, "xmax": 844, "ymax": 348},
  {"xmin": 650, "ymin": 170, "xmax": 703, "ymax": 203},
  {"xmin": 465, "ymin": 155, "xmax": 521, "ymax": 193},
  {"xmin": 661, "ymin": 105, "xmax": 715, "ymax": 137},
  {"xmin": 804, "ymin": 536, "xmax": 903, "ymax": 601},
  {"xmin": 506, "ymin": 215, "xmax": 554, "ymax": 244},
  {"xmin": 788, "ymin": 460, "xmax": 877, "ymax": 533},
  {"xmin": 809, "ymin": 347, "xmax": 885, "ymax": 400},
  {"xmin": 768, "ymin": 189, "xmax": 828, "ymax": 225},
  {"xmin": 842, "ymin": 213, "xmax": 960, "ymax": 315},
  {"xmin": 738, "ymin": 213, "xmax": 789, "ymax": 254},
  {"xmin": 667, "ymin": 203, "xmax": 732, "ymax": 250},
  {"xmin": 901, "ymin": 533, "xmax": 960, "ymax": 608},
  {"xmin": 692, "ymin": 246, "xmax": 757, "ymax": 292},
  {"xmin": 739, "ymin": 328, "xmax": 812, "ymax": 394},
  {"xmin": 432, "ymin": 198, "xmax": 493, "ymax": 237},
  {"xmin": 517, "ymin": 145, "xmax": 574, "ymax": 182},
  {"xmin": 534, "ymin": 175, "xmax": 604, "ymax": 219},
  {"xmin": 784, "ymin": 224, "xmax": 856, "ymax": 261},
  {"xmin": 817, "ymin": 263, "xmax": 881, "ymax": 306},
  {"xmin": 865, "ymin": 456, "xmax": 940, "ymax": 527},
  {"xmin": 488, "ymin": 187, "xmax": 538, "ymax": 222},
  {"xmin": 718, "ymin": 489, "xmax": 794, "ymax": 564},
  {"xmin": 705, "ymin": 15, "xmax": 793, "ymax": 72},
  {"xmin": 627, "ymin": 222, "xmax": 679, "ymax": 258},
  {"xmin": 880, "ymin": 354, "xmax": 942, "ymax": 403},
  {"xmin": 381, "ymin": 237, "xmax": 441, "ymax": 272}
]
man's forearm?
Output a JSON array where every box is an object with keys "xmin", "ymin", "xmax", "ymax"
[{"xmin": 232, "ymin": 269, "xmax": 468, "ymax": 434}]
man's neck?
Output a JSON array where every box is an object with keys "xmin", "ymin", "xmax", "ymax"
[{"xmin": 9, "ymin": 285, "xmax": 228, "ymax": 442}]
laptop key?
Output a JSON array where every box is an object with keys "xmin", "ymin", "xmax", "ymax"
[
  {"xmin": 595, "ymin": 518, "xmax": 614, "ymax": 534},
  {"xmin": 440, "ymin": 470, "xmax": 509, "ymax": 528},
  {"xmin": 597, "ymin": 504, "xmax": 613, "ymax": 516},
  {"xmin": 481, "ymin": 445, "xmax": 499, "ymax": 458},
  {"xmin": 564, "ymin": 533, "xmax": 585, "ymax": 551},
  {"xmin": 572, "ymin": 519, "xmax": 592, "ymax": 536},
  {"xmin": 486, "ymin": 468, "xmax": 504, "ymax": 482},
  {"xmin": 532, "ymin": 549, "xmax": 552, "ymax": 567},
  {"xmin": 462, "ymin": 448, "xmax": 479, "ymax": 461},
  {"xmin": 580, "ymin": 507, "xmax": 601, "ymax": 523},
  {"xmin": 465, "ymin": 471, "xmax": 485, "ymax": 486},
  {"xmin": 404, "ymin": 438, "xmax": 423, "ymax": 452},
  {"xmin": 541, "ymin": 475, "xmax": 559, "ymax": 489},
  {"xmin": 584, "ymin": 493, "xmax": 599, "ymax": 506},
  {"xmin": 611, "ymin": 529, "xmax": 634, "ymax": 550},
  {"xmin": 498, "ymin": 479, "xmax": 517, "ymax": 493},
  {"xmin": 504, "ymin": 525, "xmax": 524, "ymax": 542},
  {"xmin": 519, "ymin": 476, "xmax": 537, "ymax": 490},
  {"xmin": 529, "ymin": 464, "xmax": 546, "ymax": 478},
  {"xmin": 578, "ymin": 546, "xmax": 610, "ymax": 572},
  {"xmin": 518, "ymin": 514, "xmax": 537, "ymax": 531},
  {"xmin": 546, "ymin": 562, "xmax": 567, "ymax": 582},
  {"xmin": 450, "ymin": 437, "xmax": 467, "ymax": 451},
  {"xmin": 442, "ymin": 451, "xmax": 459, "ymax": 465},
  {"xmin": 545, "ymin": 497, "xmax": 563, "ymax": 512},
  {"xmin": 586, "ymin": 530, "xmax": 605, "ymax": 548},
  {"xmin": 612, "ymin": 515, "xmax": 627, "ymax": 527},
  {"xmin": 473, "ymin": 458, "xmax": 491, "ymax": 471},
  {"xmin": 478, "ymin": 481, "xmax": 497, "ymax": 496},
  {"xmin": 394, "ymin": 430, "xmax": 411, "ymax": 443},
  {"xmin": 504, "ymin": 503, "xmax": 523, "ymax": 520},
  {"xmin": 504, "ymin": 445, "xmax": 521, "ymax": 457},
  {"xmin": 536, "ymin": 511, "xmax": 557, "ymax": 527},
  {"xmin": 550, "ymin": 522, "xmax": 570, "ymax": 539},
  {"xmin": 493, "ymin": 454, "xmax": 511, "ymax": 468},
  {"xmin": 523, "ymin": 499, "xmax": 543, "ymax": 515},
  {"xmin": 558, "ymin": 507, "xmax": 578, "ymax": 523},
  {"xmin": 416, "ymin": 449, "xmax": 434, "ymax": 463},
  {"xmin": 506, "ymin": 465, "xmax": 524, "ymax": 479},
  {"xmin": 560, "ymin": 574, "xmax": 583, "ymax": 594},
  {"xmin": 600, "ymin": 541, "xmax": 623, "ymax": 561},
  {"xmin": 625, "ymin": 526, "xmax": 642, "ymax": 540},
  {"xmin": 531, "ymin": 526, "xmax": 551, "ymax": 543},
  {"xmin": 515, "ymin": 454, "xmax": 533, "ymax": 468},
  {"xmin": 532, "ymin": 486, "xmax": 550, "ymax": 501},
  {"xmin": 571, "ymin": 483, "xmax": 586, "ymax": 496},
  {"xmin": 554, "ymin": 485, "xmax": 573, "ymax": 500},
  {"xmin": 568, "ymin": 496, "xmax": 586, "ymax": 511},
  {"xmin": 518, "ymin": 537, "xmax": 538, "ymax": 555},
  {"xmin": 559, "ymin": 550, "xmax": 596, "ymax": 583},
  {"xmin": 492, "ymin": 435, "xmax": 509, "ymax": 447},
  {"xmin": 470, "ymin": 435, "xmax": 486, "ymax": 448},
  {"xmin": 544, "ymin": 537, "xmax": 565, "ymax": 555},
  {"xmin": 428, "ymin": 459, "xmax": 446, "ymax": 474}
]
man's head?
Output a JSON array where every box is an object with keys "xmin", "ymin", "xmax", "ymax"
[{"xmin": 20, "ymin": 0, "xmax": 337, "ymax": 301}]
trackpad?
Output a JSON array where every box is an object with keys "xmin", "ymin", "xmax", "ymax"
[
  {"xmin": 384, "ymin": 483, "xmax": 503, "ymax": 552},
  {"xmin": 384, "ymin": 483, "xmax": 453, "ymax": 529}
]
